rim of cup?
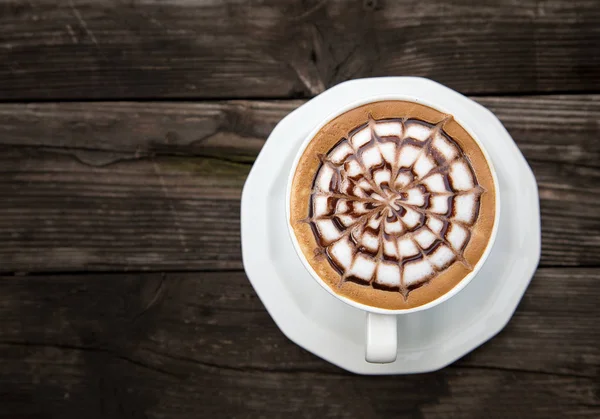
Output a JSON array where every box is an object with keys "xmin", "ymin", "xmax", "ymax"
[{"xmin": 285, "ymin": 93, "xmax": 501, "ymax": 315}]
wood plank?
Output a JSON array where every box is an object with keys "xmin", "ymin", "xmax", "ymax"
[
  {"xmin": 1, "ymin": 147, "xmax": 599, "ymax": 271},
  {"xmin": 1, "ymin": 1, "xmax": 599, "ymax": 99},
  {"xmin": 1, "ymin": 96, "xmax": 598, "ymax": 166},
  {"xmin": 0, "ymin": 101, "xmax": 298, "ymax": 164},
  {"xmin": 1, "ymin": 97, "xmax": 599, "ymax": 272},
  {"xmin": 478, "ymin": 96, "xmax": 600, "ymax": 167},
  {"xmin": 0, "ymin": 269, "xmax": 597, "ymax": 418}
]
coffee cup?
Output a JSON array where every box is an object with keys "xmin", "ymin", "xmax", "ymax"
[{"xmin": 286, "ymin": 93, "xmax": 500, "ymax": 363}]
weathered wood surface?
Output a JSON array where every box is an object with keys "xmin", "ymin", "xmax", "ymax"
[
  {"xmin": 1, "ymin": 96, "xmax": 599, "ymax": 272},
  {"xmin": 0, "ymin": 268, "xmax": 597, "ymax": 418},
  {"xmin": 1, "ymin": 0, "xmax": 600, "ymax": 100},
  {"xmin": 1, "ymin": 0, "xmax": 598, "ymax": 417}
]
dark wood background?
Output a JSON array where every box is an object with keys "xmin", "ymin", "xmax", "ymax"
[{"xmin": 1, "ymin": 1, "xmax": 599, "ymax": 418}]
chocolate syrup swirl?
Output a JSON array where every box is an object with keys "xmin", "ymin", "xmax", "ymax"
[{"xmin": 307, "ymin": 117, "xmax": 484, "ymax": 296}]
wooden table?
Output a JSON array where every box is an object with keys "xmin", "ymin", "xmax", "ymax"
[{"xmin": 1, "ymin": 1, "xmax": 598, "ymax": 417}]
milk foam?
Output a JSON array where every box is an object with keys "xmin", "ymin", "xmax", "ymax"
[{"xmin": 308, "ymin": 117, "xmax": 483, "ymax": 295}]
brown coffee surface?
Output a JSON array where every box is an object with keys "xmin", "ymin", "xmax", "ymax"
[{"xmin": 290, "ymin": 101, "xmax": 496, "ymax": 310}]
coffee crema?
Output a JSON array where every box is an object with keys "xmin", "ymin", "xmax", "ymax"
[{"xmin": 290, "ymin": 101, "xmax": 496, "ymax": 310}]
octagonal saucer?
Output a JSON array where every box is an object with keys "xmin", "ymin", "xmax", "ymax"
[{"xmin": 241, "ymin": 77, "xmax": 541, "ymax": 374}]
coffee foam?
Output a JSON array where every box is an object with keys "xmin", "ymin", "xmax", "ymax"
[{"xmin": 290, "ymin": 101, "xmax": 496, "ymax": 310}]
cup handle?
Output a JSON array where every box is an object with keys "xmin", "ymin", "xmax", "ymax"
[{"xmin": 365, "ymin": 312, "xmax": 398, "ymax": 363}]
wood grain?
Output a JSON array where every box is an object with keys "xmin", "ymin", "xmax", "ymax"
[
  {"xmin": 0, "ymin": 268, "xmax": 597, "ymax": 418},
  {"xmin": 1, "ymin": 0, "xmax": 599, "ymax": 100},
  {"xmin": 1, "ymin": 97, "xmax": 599, "ymax": 272},
  {"xmin": 1, "ymin": 96, "xmax": 598, "ymax": 166},
  {"xmin": 1, "ymin": 1, "xmax": 597, "ymax": 417}
]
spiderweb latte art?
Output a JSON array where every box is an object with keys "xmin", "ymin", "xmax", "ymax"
[{"xmin": 305, "ymin": 116, "xmax": 484, "ymax": 298}]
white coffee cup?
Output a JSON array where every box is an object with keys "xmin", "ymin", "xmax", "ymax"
[{"xmin": 286, "ymin": 93, "xmax": 500, "ymax": 364}]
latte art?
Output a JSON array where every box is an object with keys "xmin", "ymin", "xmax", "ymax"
[
  {"xmin": 306, "ymin": 117, "xmax": 483, "ymax": 297},
  {"xmin": 290, "ymin": 100, "xmax": 496, "ymax": 310}
]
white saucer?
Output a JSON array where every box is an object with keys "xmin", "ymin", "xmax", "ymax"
[{"xmin": 241, "ymin": 77, "xmax": 541, "ymax": 375}]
